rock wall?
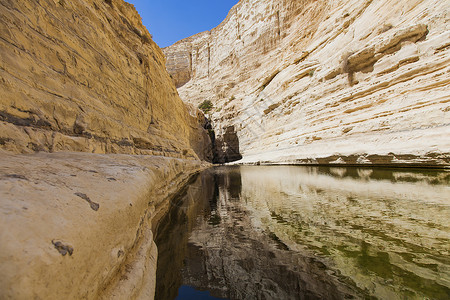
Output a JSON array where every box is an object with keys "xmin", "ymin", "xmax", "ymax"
[
  {"xmin": 164, "ymin": 0, "xmax": 450, "ymax": 166},
  {"xmin": 0, "ymin": 0, "xmax": 213, "ymax": 299},
  {"xmin": 0, "ymin": 0, "xmax": 211, "ymax": 160}
]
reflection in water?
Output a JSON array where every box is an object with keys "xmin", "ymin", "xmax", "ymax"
[
  {"xmin": 175, "ymin": 285, "xmax": 226, "ymax": 300},
  {"xmin": 155, "ymin": 166, "xmax": 450, "ymax": 300}
]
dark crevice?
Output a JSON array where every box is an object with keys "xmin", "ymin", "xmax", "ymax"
[
  {"xmin": 0, "ymin": 110, "xmax": 53, "ymax": 130},
  {"xmin": 202, "ymin": 118, "xmax": 242, "ymax": 164},
  {"xmin": 213, "ymin": 125, "xmax": 242, "ymax": 164},
  {"xmin": 0, "ymin": 111, "xmax": 183, "ymax": 155},
  {"xmin": 260, "ymin": 70, "xmax": 280, "ymax": 91}
]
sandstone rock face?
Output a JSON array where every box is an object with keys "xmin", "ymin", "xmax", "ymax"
[
  {"xmin": 0, "ymin": 151, "xmax": 209, "ymax": 299},
  {"xmin": 0, "ymin": 0, "xmax": 213, "ymax": 299},
  {"xmin": 164, "ymin": 0, "xmax": 450, "ymax": 166},
  {"xmin": 0, "ymin": 0, "xmax": 211, "ymax": 160}
]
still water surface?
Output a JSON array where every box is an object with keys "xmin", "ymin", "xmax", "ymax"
[{"xmin": 155, "ymin": 166, "xmax": 450, "ymax": 300}]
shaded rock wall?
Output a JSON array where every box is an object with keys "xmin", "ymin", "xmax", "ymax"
[
  {"xmin": 213, "ymin": 125, "xmax": 242, "ymax": 163},
  {"xmin": 0, "ymin": 0, "xmax": 210, "ymax": 160},
  {"xmin": 164, "ymin": 0, "xmax": 450, "ymax": 166}
]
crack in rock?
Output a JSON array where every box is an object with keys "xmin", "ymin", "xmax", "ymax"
[
  {"xmin": 75, "ymin": 192, "xmax": 100, "ymax": 211},
  {"xmin": 5, "ymin": 174, "xmax": 28, "ymax": 180}
]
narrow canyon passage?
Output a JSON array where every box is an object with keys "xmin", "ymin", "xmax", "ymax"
[
  {"xmin": 0, "ymin": 0, "xmax": 449, "ymax": 298},
  {"xmin": 155, "ymin": 166, "xmax": 450, "ymax": 300}
]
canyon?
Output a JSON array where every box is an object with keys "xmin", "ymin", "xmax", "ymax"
[
  {"xmin": 0, "ymin": 0, "xmax": 449, "ymax": 299},
  {"xmin": 0, "ymin": 0, "xmax": 210, "ymax": 299},
  {"xmin": 164, "ymin": 0, "xmax": 450, "ymax": 166}
]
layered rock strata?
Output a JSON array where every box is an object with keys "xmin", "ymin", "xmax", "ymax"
[
  {"xmin": 0, "ymin": 0, "xmax": 213, "ymax": 299},
  {"xmin": 0, "ymin": 151, "xmax": 209, "ymax": 299},
  {"xmin": 0, "ymin": 0, "xmax": 211, "ymax": 160},
  {"xmin": 164, "ymin": 0, "xmax": 450, "ymax": 166}
]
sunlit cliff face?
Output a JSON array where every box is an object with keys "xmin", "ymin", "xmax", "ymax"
[
  {"xmin": 164, "ymin": 0, "xmax": 450, "ymax": 166},
  {"xmin": 0, "ymin": 0, "xmax": 211, "ymax": 159}
]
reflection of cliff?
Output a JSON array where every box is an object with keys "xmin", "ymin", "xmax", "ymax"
[
  {"xmin": 238, "ymin": 166, "xmax": 450, "ymax": 299},
  {"xmin": 156, "ymin": 166, "xmax": 450, "ymax": 300},
  {"xmin": 156, "ymin": 166, "xmax": 360, "ymax": 300},
  {"xmin": 155, "ymin": 172, "xmax": 215, "ymax": 300},
  {"xmin": 182, "ymin": 211, "xmax": 358, "ymax": 300}
]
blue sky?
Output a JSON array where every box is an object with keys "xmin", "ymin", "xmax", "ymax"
[{"xmin": 126, "ymin": 0, "xmax": 239, "ymax": 48}]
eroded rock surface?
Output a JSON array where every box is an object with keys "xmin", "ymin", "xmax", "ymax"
[
  {"xmin": 0, "ymin": 0, "xmax": 211, "ymax": 160},
  {"xmin": 0, "ymin": 152, "xmax": 209, "ymax": 299},
  {"xmin": 164, "ymin": 0, "xmax": 450, "ymax": 166}
]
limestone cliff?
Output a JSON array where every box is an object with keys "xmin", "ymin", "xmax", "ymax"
[
  {"xmin": 164, "ymin": 0, "xmax": 450, "ymax": 166},
  {"xmin": 0, "ymin": 0, "xmax": 212, "ymax": 299},
  {"xmin": 0, "ymin": 0, "xmax": 211, "ymax": 160}
]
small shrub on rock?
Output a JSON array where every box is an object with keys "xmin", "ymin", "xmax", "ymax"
[{"xmin": 198, "ymin": 100, "xmax": 213, "ymax": 114}]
